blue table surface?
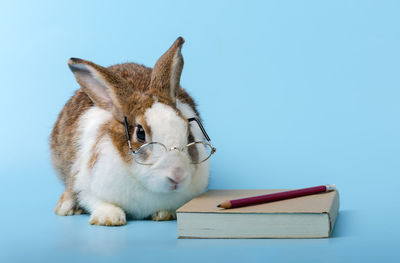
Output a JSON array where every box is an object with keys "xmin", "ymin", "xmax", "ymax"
[{"xmin": 1, "ymin": 167, "xmax": 398, "ymax": 263}]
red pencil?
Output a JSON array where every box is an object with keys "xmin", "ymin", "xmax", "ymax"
[{"xmin": 217, "ymin": 184, "xmax": 337, "ymax": 209}]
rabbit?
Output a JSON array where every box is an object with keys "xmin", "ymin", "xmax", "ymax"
[{"xmin": 50, "ymin": 37, "xmax": 212, "ymax": 226}]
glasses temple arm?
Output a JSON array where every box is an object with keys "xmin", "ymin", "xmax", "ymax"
[
  {"xmin": 123, "ymin": 116, "xmax": 134, "ymax": 153},
  {"xmin": 188, "ymin": 117, "xmax": 212, "ymax": 142}
]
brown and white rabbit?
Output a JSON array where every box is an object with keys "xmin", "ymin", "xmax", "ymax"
[{"xmin": 50, "ymin": 37, "xmax": 211, "ymax": 226}]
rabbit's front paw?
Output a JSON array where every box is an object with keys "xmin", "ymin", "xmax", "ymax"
[
  {"xmin": 152, "ymin": 210, "xmax": 176, "ymax": 221},
  {"xmin": 54, "ymin": 191, "xmax": 84, "ymax": 216},
  {"xmin": 89, "ymin": 204, "xmax": 126, "ymax": 226}
]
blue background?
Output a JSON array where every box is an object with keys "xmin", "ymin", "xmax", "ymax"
[{"xmin": 1, "ymin": 0, "xmax": 399, "ymax": 262}]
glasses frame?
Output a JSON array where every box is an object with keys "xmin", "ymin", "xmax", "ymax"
[{"xmin": 123, "ymin": 116, "xmax": 216, "ymax": 165}]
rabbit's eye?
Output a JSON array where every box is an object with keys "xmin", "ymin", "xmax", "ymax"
[{"xmin": 136, "ymin": 125, "xmax": 146, "ymax": 142}]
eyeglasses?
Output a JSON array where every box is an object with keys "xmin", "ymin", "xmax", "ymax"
[{"xmin": 123, "ymin": 116, "xmax": 216, "ymax": 165}]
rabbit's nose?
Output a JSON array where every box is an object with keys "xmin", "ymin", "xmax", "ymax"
[
  {"xmin": 167, "ymin": 167, "xmax": 185, "ymax": 190},
  {"xmin": 172, "ymin": 167, "xmax": 184, "ymax": 180}
]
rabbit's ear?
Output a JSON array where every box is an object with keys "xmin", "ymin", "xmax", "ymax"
[
  {"xmin": 68, "ymin": 58, "xmax": 124, "ymax": 120},
  {"xmin": 149, "ymin": 37, "xmax": 185, "ymax": 103}
]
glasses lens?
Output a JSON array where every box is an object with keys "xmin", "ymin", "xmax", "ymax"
[
  {"xmin": 135, "ymin": 143, "xmax": 166, "ymax": 165},
  {"xmin": 187, "ymin": 142, "xmax": 213, "ymax": 164}
]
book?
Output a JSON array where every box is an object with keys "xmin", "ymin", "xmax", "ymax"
[{"xmin": 176, "ymin": 189, "xmax": 340, "ymax": 239}]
